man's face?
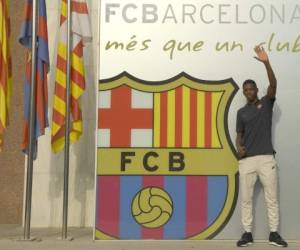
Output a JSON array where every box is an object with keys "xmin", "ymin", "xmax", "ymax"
[{"xmin": 243, "ymin": 83, "xmax": 258, "ymax": 102}]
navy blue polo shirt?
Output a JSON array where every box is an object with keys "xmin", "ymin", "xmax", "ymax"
[{"xmin": 236, "ymin": 95, "xmax": 275, "ymax": 158}]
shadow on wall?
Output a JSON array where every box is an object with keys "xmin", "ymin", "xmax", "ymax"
[
  {"xmin": 272, "ymin": 102, "xmax": 282, "ymax": 233},
  {"xmin": 72, "ymin": 0, "xmax": 97, "ymax": 226},
  {"xmin": 47, "ymin": 0, "xmax": 96, "ymax": 227},
  {"xmin": 272, "ymin": 102, "xmax": 282, "ymax": 150}
]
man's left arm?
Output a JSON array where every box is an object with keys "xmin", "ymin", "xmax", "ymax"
[
  {"xmin": 264, "ymin": 60, "xmax": 277, "ymax": 99},
  {"xmin": 254, "ymin": 46, "xmax": 277, "ymax": 99}
]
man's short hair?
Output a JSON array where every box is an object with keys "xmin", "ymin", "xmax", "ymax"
[{"xmin": 243, "ymin": 79, "xmax": 257, "ymax": 88}]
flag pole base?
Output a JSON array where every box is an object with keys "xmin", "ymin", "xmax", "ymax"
[
  {"xmin": 59, "ymin": 236, "xmax": 74, "ymax": 241},
  {"xmin": 16, "ymin": 237, "xmax": 40, "ymax": 242}
]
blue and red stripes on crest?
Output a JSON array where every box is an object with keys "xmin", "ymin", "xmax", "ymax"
[
  {"xmin": 19, "ymin": 0, "xmax": 49, "ymax": 156},
  {"xmin": 96, "ymin": 176, "xmax": 227, "ymax": 239}
]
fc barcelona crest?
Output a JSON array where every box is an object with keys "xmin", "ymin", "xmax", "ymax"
[{"xmin": 95, "ymin": 72, "xmax": 239, "ymax": 240}]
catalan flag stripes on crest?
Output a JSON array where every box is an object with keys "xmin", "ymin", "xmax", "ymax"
[
  {"xmin": 51, "ymin": 0, "xmax": 92, "ymax": 153},
  {"xmin": 19, "ymin": 0, "xmax": 50, "ymax": 157},
  {"xmin": 0, "ymin": 0, "xmax": 12, "ymax": 151}
]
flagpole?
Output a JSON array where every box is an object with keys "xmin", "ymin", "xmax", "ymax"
[
  {"xmin": 23, "ymin": 0, "xmax": 38, "ymax": 240},
  {"xmin": 62, "ymin": 0, "xmax": 72, "ymax": 240}
]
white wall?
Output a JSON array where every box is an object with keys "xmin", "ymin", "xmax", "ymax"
[{"xmin": 29, "ymin": 0, "xmax": 300, "ymax": 240}]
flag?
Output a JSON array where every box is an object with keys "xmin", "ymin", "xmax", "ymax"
[
  {"xmin": 0, "ymin": 0, "xmax": 12, "ymax": 151},
  {"xmin": 19, "ymin": 0, "xmax": 49, "ymax": 156},
  {"xmin": 51, "ymin": 0, "xmax": 92, "ymax": 153}
]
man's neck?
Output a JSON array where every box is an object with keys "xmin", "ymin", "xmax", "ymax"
[{"xmin": 247, "ymin": 98, "xmax": 259, "ymax": 105}]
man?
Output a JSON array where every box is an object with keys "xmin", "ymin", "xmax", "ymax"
[{"xmin": 236, "ymin": 46, "xmax": 288, "ymax": 247}]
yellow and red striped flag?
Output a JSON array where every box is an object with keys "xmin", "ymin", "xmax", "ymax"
[
  {"xmin": 51, "ymin": 0, "xmax": 92, "ymax": 153},
  {"xmin": 0, "ymin": 0, "xmax": 12, "ymax": 151}
]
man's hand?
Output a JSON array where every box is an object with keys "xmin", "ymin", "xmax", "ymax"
[
  {"xmin": 237, "ymin": 145, "xmax": 247, "ymax": 158},
  {"xmin": 254, "ymin": 45, "xmax": 269, "ymax": 63}
]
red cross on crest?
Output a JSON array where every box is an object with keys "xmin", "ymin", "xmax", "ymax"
[{"xmin": 98, "ymin": 85, "xmax": 153, "ymax": 147}]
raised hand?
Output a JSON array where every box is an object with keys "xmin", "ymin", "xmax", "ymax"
[{"xmin": 254, "ymin": 45, "xmax": 269, "ymax": 63}]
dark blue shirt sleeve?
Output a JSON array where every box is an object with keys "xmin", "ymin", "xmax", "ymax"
[{"xmin": 261, "ymin": 95, "xmax": 275, "ymax": 110}]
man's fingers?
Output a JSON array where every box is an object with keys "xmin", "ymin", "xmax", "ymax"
[
  {"xmin": 238, "ymin": 150, "xmax": 246, "ymax": 157},
  {"xmin": 254, "ymin": 45, "xmax": 265, "ymax": 54}
]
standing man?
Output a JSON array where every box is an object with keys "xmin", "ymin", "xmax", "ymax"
[{"xmin": 236, "ymin": 46, "xmax": 288, "ymax": 247}]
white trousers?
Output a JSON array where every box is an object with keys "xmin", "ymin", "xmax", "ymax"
[{"xmin": 239, "ymin": 155, "xmax": 279, "ymax": 232}]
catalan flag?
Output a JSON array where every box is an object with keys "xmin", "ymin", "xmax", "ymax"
[
  {"xmin": 153, "ymin": 86, "xmax": 222, "ymax": 148},
  {"xmin": 19, "ymin": 0, "xmax": 49, "ymax": 156},
  {"xmin": 0, "ymin": 0, "xmax": 12, "ymax": 151},
  {"xmin": 51, "ymin": 0, "xmax": 92, "ymax": 153}
]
